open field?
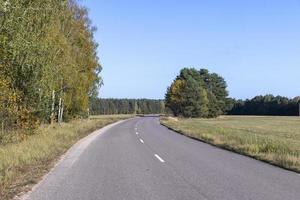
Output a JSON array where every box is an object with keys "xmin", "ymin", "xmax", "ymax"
[
  {"xmin": 0, "ymin": 115, "xmax": 133, "ymax": 200},
  {"xmin": 160, "ymin": 116, "xmax": 300, "ymax": 172}
]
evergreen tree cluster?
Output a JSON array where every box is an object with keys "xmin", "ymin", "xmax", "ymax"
[
  {"xmin": 0, "ymin": 0, "xmax": 101, "ymax": 131},
  {"xmin": 165, "ymin": 68, "xmax": 229, "ymax": 118},
  {"xmin": 228, "ymin": 95, "xmax": 300, "ymax": 116},
  {"xmin": 90, "ymin": 98, "xmax": 165, "ymax": 115}
]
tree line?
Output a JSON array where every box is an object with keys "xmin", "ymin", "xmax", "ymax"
[
  {"xmin": 164, "ymin": 68, "xmax": 300, "ymax": 117},
  {"xmin": 0, "ymin": 0, "xmax": 101, "ymax": 133},
  {"xmin": 228, "ymin": 95, "xmax": 300, "ymax": 116},
  {"xmin": 90, "ymin": 98, "xmax": 165, "ymax": 115},
  {"xmin": 165, "ymin": 68, "xmax": 230, "ymax": 118}
]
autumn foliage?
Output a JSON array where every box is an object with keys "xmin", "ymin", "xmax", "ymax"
[{"xmin": 0, "ymin": 0, "xmax": 101, "ymax": 136}]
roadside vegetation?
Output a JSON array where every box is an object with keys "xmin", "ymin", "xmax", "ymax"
[
  {"xmin": 0, "ymin": 2, "xmax": 108, "ymax": 198},
  {"xmin": 1, "ymin": 0, "xmax": 299, "ymax": 198},
  {"xmin": 165, "ymin": 68, "xmax": 300, "ymax": 118},
  {"xmin": 0, "ymin": 115, "xmax": 133, "ymax": 200},
  {"xmin": 165, "ymin": 68, "xmax": 231, "ymax": 118},
  {"xmin": 0, "ymin": 0, "xmax": 101, "ymax": 137},
  {"xmin": 161, "ymin": 116, "xmax": 300, "ymax": 173}
]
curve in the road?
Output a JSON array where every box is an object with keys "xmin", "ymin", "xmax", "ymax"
[{"xmin": 23, "ymin": 117, "xmax": 300, "ymax": 200}]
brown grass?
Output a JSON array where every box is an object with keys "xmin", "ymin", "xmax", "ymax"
[
  {"xmin": 0, "ymin": 115, "xmax": 133, "ymax": 200},
  {"xmin": 160, "ymin": 116, "xmax": 300, "ymax": 173}
]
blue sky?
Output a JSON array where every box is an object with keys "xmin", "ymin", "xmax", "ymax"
[{"xmin": 82, "ymin": 0, "xmax": 300, "ymax": 99}]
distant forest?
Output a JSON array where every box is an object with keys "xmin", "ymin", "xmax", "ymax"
[
  {"xmin": 90, "ymin": 95, "xmax": 300, "ymax": 116},
  {"xmin": 90, "ymin": 98, "xmax": 165, "ymax": 115},
  {"xmin": 228, "ymin": 95, "xmax": 300, "ymax": 116}
]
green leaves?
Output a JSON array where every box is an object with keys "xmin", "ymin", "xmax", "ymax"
[
  {"xmin": 0, "ymin": 0, "xmax": 101, "ymax": 131},
  {"xmin": 165, "ymin": 68, "xmax": 229, "ymax": 118}
]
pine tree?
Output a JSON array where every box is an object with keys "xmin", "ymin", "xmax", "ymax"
[{"xmin": 165, "ymin": 68, "xmax": 228, "ymax": 118}]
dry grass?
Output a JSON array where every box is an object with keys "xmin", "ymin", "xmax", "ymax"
[
  {"xmin": 0, "ymin": 115, "xmax": 133, "ymax": 200},
  {"xmin": 160, "ymin": 116, "xmax": 300, "ymax": 173}
]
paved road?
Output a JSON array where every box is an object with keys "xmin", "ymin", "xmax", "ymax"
[{"xmin": 25, "ymin": 117, "xmax": 300, "ymax": 200}]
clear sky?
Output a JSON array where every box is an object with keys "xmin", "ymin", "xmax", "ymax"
[{"xmin": 82, "ymin": 0, "xmax": 300, "ymax": 100}]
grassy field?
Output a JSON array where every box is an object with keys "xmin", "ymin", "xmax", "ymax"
[
  {"xmin": 160, "ymin": 116, "xmax": 300, "ymax": 173},
  {"xmin": 0, "ymin": 115, "xmax": 133, "ymax": 200}
]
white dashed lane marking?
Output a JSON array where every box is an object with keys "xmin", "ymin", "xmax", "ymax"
[{"xmin": 154, "ymin": 154, "xmax": 165, "ymax": 163}]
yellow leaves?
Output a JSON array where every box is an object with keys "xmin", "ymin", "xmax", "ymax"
[
  {"xmin": 1, "ymin": 0, "xmax": 101, "ymax": 135},
  {"xmin": 170, "ymin": 79, "xmax": 185, "ymax": 104},
  {"xmin": 171, "ymin": 79, "xmax": 185, "ymax": 94},
  {"xmin": 0, "ymin": 77, "xmax": 14, "ymax": 103},
  {"xmin": 0, "ymin": 75, "xmax": 38, "ymax": 137}
]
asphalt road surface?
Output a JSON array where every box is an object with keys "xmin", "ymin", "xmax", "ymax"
[{"xmin": 24, "ymin": 117, "xmax": 300, "ymax": 200}]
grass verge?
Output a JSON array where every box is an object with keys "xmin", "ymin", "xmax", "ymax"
[
  {"xmin": 160, "ymin": 116, "xmax": 300, "ymax": 173},
  {"xmin": 0, "ymin": 115, "xmax": 133, "ymax": 200}
]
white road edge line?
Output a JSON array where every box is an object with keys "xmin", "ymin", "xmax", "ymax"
[
  {"xmin": 139, "ymin": 139, "xmax": 144, "ymax": 143},
  {"xmin": 154, "ymin": 154, "xmax": 165, "ymax": 163}
]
